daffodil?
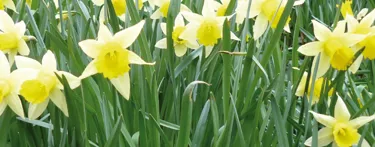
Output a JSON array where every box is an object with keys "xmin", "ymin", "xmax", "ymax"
[
  {"xmin": 305, "ymin": 95, "xmax": 375, "ymax": 147},
  {"xmin": 249, "ymin": 0, "xmax": 304, "ymax": 40},
  {"xmin": 78, "ymin": 20, "xmax": 154, "ymax": 100},
  {"xmin": 297, "ymin": 20, "xmax": 365, "ymax": 78},
  {"xmin": 155, "ymin": 14, "xmax": 199, "ymax": 57},
  {"xmin": 14, "ymin": 51, "xmax": 81, "ymax": 119},
  {"xmin": 346, "ymin": 10, "xmax": 375, "ymax": 73},
  {"xmin": 295, "ymin": 72, "xmax": 333, "ymax": 104},
  {"xmin": 340, "ymin": 0, "xmax": 353, "ymax": 19},
  {"xmin": 179, "ymin": 0, "xmax": 239, "ymax": 57},
  {"xmin": 150, "ymin": 0, "xmax": 191, "ymax": 19},
  {"xmin": 0, "ymin": 51, "xmax": 25, "ymax": 118},
  {"xmin": 0, "ymin": 10, "xmax": 30, "ymax": 65},
  {"xmin": 92, "ymin": 0, "xmax": 144, "ymax": 21},
  {"xmin": 210, "ymin": 0, "xmax": 231, "ymax": 17},
  {"xmin": 0, "ymin": 0, "xmax": 16, "ymax": 12}
]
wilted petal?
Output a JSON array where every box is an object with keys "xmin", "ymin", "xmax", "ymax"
[
  {"xmin": 128, "ymin": 50, "xmax": 155, "ymax": 65},
  {"xmin": 42, "ymin": 50, "xmax": 57, "ymax": 71},
  {"xmin": 304, "ymin": 127, "xmax": 334, "ymax": 147},
  {"xmin": 15, "ymin": 56, "xmax": 42, "ymax": 69},
  {"xmin": 5, "ymin": 94, "xmax": 25, "ymax": 118},
  {"xmin": 110, "ymin": 73, "xmax": 130, "ymax": 100},
  {"xmin": 50, "ymin": 88, "xmax": 69, "ymax": 117},
  {"xmin": 334, "ymin": 95, "xmax": 351, "ymax": 122},
  {"xmin": 310, "ymin": 111, "xmax": 336, "ymax": 127},
  {"xmin": 28, "ymin": 99, "xmax": 49, "ymax": 120},
  {"xmin": 298, "ymin": 42, "xmax": 323, "ymax": 56}
]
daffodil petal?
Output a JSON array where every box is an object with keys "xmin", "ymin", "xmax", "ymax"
[
  {"xmin": 357, "ymin": 139, "xmax": 371, "ymax": 147},
  {"xmin": 0, "ymin": 51, "xmax": 10, "ymax": 77},
  {"xmin": 42, "ymin": 50, "xmax": 57, "ymax": 71},
  {"xmin": 180, "ymin": 23, "xmax": 198, "ymax": 43},
  {"xmin": 348, "ymin": 115, "xmax": 375, "ymax": 129},
  {"xmin": 186, "ymin": 40, "xmax": 200, "ymax": 49},
  {"xmin": 333, "ymin": 20, "xmax": 346, "ymax": 34},
  {"xmin": 175, "ymin": 44, "xmax": 187, "ymax": 57},
  {"xmin": 253, "ymin": 14, "xmax": 268, "ymax": 40},
  {"xmin": 295, "ymin": 72, "xmax": 308, "ymax": 96},
  {"xmin": 18, "ymin": 40, "xmax": 30, "ymax": 56},
  {"xmin": 304, "ymin": 127, "xmax": 334, "ymax": 147},
  {"xmin": 128, "ymin": 50, "xmax": 155, "ymax": 65},
  {"xmin": 160, "ymin": 23, "xmax": 167, "ymax": 35},
  {"xmin": 91, "ymin": 0, "xmax": 104, "ymax": 6},
  {"xmin": 284, "ymin": 24, "xmax": 291, "ymax": 33},
  {"xmin": 150, "ymin": 9, "xmax": 162, "ymax": 19},
  {"xmin": 334, "ymin": 95, "xmax": 351, "ymax": 122},
  {"xmin": 298, "ymin": 42, "xmax": 323, "ymax": 56},
  {"xmin": 9, "ymin": 68, "xmax": 39, "ymax": 94},
  {"xmin": 98, "ymin": 23, "xmax": 113, "ymax": 42},
  {"xmin": 56, "ymin": 71, "xmax": 81, "ymax": 89},
  {"xmin": 180, "ymin": 4, "xmax": 192, "ymax": 13},
  {"xmin": 0, "ymin": 101, "xmax": 6, "ymax": 116},
  {"xmin": 312, "ymin": 20, "xmax": 332, "ymax": 41},
  {"xmin": 28, "ymin": 99, "xmax": 49, "ymax": 120},
  {"xmin": 312, "ymin": 53, "xmax": 330, "ymax": 78},
  {"xmin": 8, "ymin": 50, "xmax": 17, "ymax": 66},
  {"xmin": 346, "ymin": 15, "xmax": 359, "ymax": 33},
  {"xmin": 155, "ymin": 38, "xmax": 167, "ymax": 49},
  {"xmin": 79, "ymin": 39, "xmax": 104, "ymax": 58},
  {"xmin": 310, "ymin": 111, "xmax": 336, "ymax": 127},
  {"xmin": 175, "ymin": 14, "xmax": 185, "ymax": 27},
  {"xmin": 361, "ymin": 9, "xmax": 375, "ymax": 28},
  {"xmin": 181, "ymin": 12, "xmax": 204, "ymax": 24},
  {"xmin": 205, "ymin": 46, "xmax": 213, "ymax": 58},
  {"xmin": 110, "ymin": 72, "xmax": 130, "ymax": 100},
  {"xmin": 341, "ymin": 34, "xmax": 366, "ymax": 47},
  {"xmin": 79, "ymin": 60, "xmax": 98, "ymax": 80},
  {"xmin": 50, "ymin": 88, "xmax": 69, "ymax": 117},
  {"xmin": 294, "ymin": 0, "xmax": 305, "ymax": 6},
  {"xmin": 349, "ymin": 54, "xmax": 363, "ymax": 74},
  {"xmin": 5, "ymin": 94, "xmax": 25, "ymax": 118},
  {"xmin": 3, "ymin": 0, "xmax": 17, "ymax": 12},
  {"xmin": 0, "ymin": 10, "xmax": 15, "ymax": 32},
  {"xmin": 15, "ymin": 21, "xmax": 26, "ymax": 37},
  {"xmin": 249, "ymin": 0, "xmax": 262, "ymax": 18},
  {"xmin": 114, "ymin": 20, "xmax": 145, "ymax": 48},
  {"xmin": 202, "ymin": 0, "xmax": 215, "ymax": 17},
  {"xmin": 15, "ymin": 56, "xmax": 42, "ymax": 69},
  {"xmin": 230, "ymin": 32, "xmax": 240, "ymax": 41}
]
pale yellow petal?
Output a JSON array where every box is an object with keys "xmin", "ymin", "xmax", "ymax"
[
  {"xmin": 3, "ymin": 0, "xmax": 17, "ymax": 12},
  {"xmin": 333, "ymin": 20, "xmax": 346, "ymax": 34},
  {"xmin": 205, "ymin": 46, "xmax": 214, "ymax": 57},
  {"xmin": 181, "ymin": 12, "xmax": 204, "ymax": 24},
  {"xmin": 202, "ymin": 0, "xmax": 215, "ymax": 17},
  {"xmin": 9, "ymin": 68, "xmax": 39, "ymax": 94},
  {"xmin": 180, "ymin": 23, "xmax": 198, "ymax": 42},
  {"xmin": 91, "ymin": 0, "xmax": 105, "ymax": 6},
  {"xmin": 0, "ymin": 51, "xmax": 10, "ymax": 77},
  {"xmin": 298, "ymin": 42, "xmax": 323, "ymax": 56},
  {"xmin": 28, "ymin": 99, "xmax": 49, "ymax": 120},
  {"xmin": 7, "ymin": 50, "xmax": 17, "ymax": 66},
  {"xmin": 155, "ymin": 38, "xmax": 167, "ymax": 49},
  {"xmin": 175, "ymin": 13, "xmax": 185, "ymax": 27},
  {"xmin": 295, "ymin": 72, "xmax": 308, "ymax": 96},
  {"xmin": 341, "ymin": 34, "xmax": 366, "ymax": 48},
  {"xmin": 361, "ymin": 9, "xmax": 375, "ymax": 28},
  {"xmin": 160, "ymin": 23, "xmax": 167, "ymax": 35},
  {"xmin": 304, "ymin": 127, "xmax": 334, "ymax": 147},
  {"xmin": 349, "ymin": 54, "xmax": 363, "ymax": 74},
  {"xmin": 310, "ymin": 111, "xmax": 336, "ymax": 127},
  {"xmin": 15, "ymin": 56, "xmax": 42, "ymax": 69},
  {"xmin": 294, "ymin": 0, "xmax": 305, "ymax": 6},
  {"xmin": 180, "ymin": 4, "xmax": 192, "ymax": 13},
  {"xmin": 15, "ymin": 21, "xmax": 26, "ymax": 37},
  {"xmin": 312, "ymin": 20, "xmax": 332, "ymax": 41},
  {"xmin": 311, "ymin": 53, "xmax": 330, "ymax": 78},
  {"xmin": 49, "ymin": 88, "xmax": 69, "ymax": 117},
  {"xmin": 150, "ymin": 9, "xmax": 163, "ymax": 19},
  {"xmin": 0, "ymin": 101, "xmax": 6, "ymax": 116},
  {"xmin": 0, "ymin": 10, "xmax": 15, "ymax": 32},
  {"xmin": 253, "ymin": 14, "xmax": 268, "ymax": 40},
  {"xmin": 110, "ymin": 73, "xmax": 130, "ymax": 100},
  {"xmin": 78, "ymin": 39, "xmax": 103, "ymax": 58},
  {"xmin": 249, "ymin": 0, "xmax": 262, "ymax": 18},
  {"xmin": 128, "ymin": 50, "xmax": 155, "ymax": 65},
  {"xmin": 175, "ymin": 44, "xmax": 187, "ymax": 57},
  {"xmin": 346, "ymin": 15, "xmax": 359, "ymax": 33},
  {"xmin": 114, "ymin": 20, "xmax": 145, "ymax": 48},
  {"xmin": 79, "ymin": 60, "xmax": 98, "ymax": 80},
  {"xmin": 56, "ymin": 71, "xmax": 81, "ymax": 89},
  {"xmin": 348, "ymin": 115, "xmax": 375, "ymax": 129},
  {"xmin": 186, "ymin": 40, "xmax": 200, "ymax": 49},
  {"xmin": 230, "ymin": 32, "xmax": 240, "ymax": 41},
  {"xmin": 98, "ymin": 23, "xmax": 113, "ymax": 42},
  {"xmin": 17, "ymin": 41, "xmax": 30, "ymax": 56},
  {"xmin": 334, "ymin": 95, "xmax": 351, "ymax": 122},
  {"xmin": 42, "ymin": 50, "xmax": 57, "ymax": 71},
  {"xmin": 5, "ymin": 94, "xmax": 25, "ymax": 118},
  {"xmin": 357, "ymin": 139, "xmax": 371, "ymax": 147}
]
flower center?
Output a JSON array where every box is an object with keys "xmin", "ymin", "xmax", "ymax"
[
  {"xmin": 323, "ymin": 38, "xmax": 354, "ymax": 70},
  {"xmin": 112, "ymin": 0, "xmax": 127, "ymax": 16},
  {"xmin": 333, "ymin": 122, "xmax": 360, "ymax": 147},
  {"xmin": 340, "ymin": 0, "xmax": 353, "ymax": 18},
  {"xmin": 160, "ymin": 1, "xmax": 170, "ymax": 17},
  {"xmin": 216, "ymin": 4, "xmax": 228, "ymax": 16},
  {"xmin": 197, "ymin": 18, "xmax": 221, "ymax": 46},
  {"xmin": 0, "ymin": 79, "xmax": 11, "ymax": 103},
  {"xmin": 361, "ymin": 35, "xmax": 375, "ymax": 60},
  {"xmin": 95, "ymin": 42, "xmax": 130, "ymax": 79},
  {"xmin": 0, "ymin": 0, "xmax": 4, "ymax": 10},
  {"xmin": 261, "ymin": 0, "xmax": 291, "ymax": 28},
  {"xmin": 0, "ymin": 32, "xmax": 19, "ymax": 51},
  {"xmin": 20, "ymin": 71, "xmax": 57, "ymax": 104},
  {"xmin": 172, "ymin": 26, "xmax": 187, "ymax": 45}
]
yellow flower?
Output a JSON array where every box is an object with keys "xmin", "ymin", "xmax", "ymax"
[
  {"xmin": 340, "ymin": 0, "xmax": 353, "ymax": 19},
  {"xmin": 14, "ymin": 51, "xmax": 81, "ymax": 119},
  {"xmin": 305, "ymin": 95, "xmax": 375, "ymax": 147},
  {"xmin": 248, "ymin": 0, "xmax": 304, "ymax": 40},
  {"xmin": 0, "ymin": 51, "xmax": 26, "ymax": 118},
  {"xmin": 297, "ymin": 20, "xmax": 365, "ymax": 78},
  {"xmin": 0, "ymin": 0, "xmax": 16, "ymax": 12},
  {"xmin": 346, "ymin": 10, "xmax": 375, "ymax": 73},
  {"xmin": 179, "ymin": 0, "xmax": 239, "ymax": 57},
  {"xmin": 92, "ymin": 0, "xmax": 144, "ymax": 21},
  {"xmin": 155, "ymin": 14, "xmax": 200, "ymax": 57},
  {"xmin": 150, "ymin": 0, "xmax": 191, "ymax": 19},
  {"xmin": 78, "ymin": 20, "xmax": 154, "ymax": 100},
  {"xmin": 0, "ymin": 10, "xmax": 30, "ymax": 65},
  {"xmin": 295, "ymin": 72, "xmax": 333, "ymax": 104}
]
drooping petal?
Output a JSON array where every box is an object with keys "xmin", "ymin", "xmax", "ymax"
[
  {"xmin": 304, "ymin": 127, "xmax": 334, "ymax": 147},
  {"xmin": 98, "ymin": 23, "xmax": 113, "ymax": 42},
  {"xmin": 175, "ymin": 14, "xmax": 185, "ymax": 27},
  {"xmin": 15, "ymin": 56, "xmax": 42, "ymax": 69},
  {"xmin": 42, "ymin": 50, "xmax": 57, "ymax": 71},
  {"xmin": 0, "ymin": 10, "xmax": 15, "ymax": 32},
  {"xmin": 205, "ymin": 46, "xmax": 214, "ymax": 57},
  {"xmin": 56, "ymin": 71, "xmax": 81, "ymax": 89},
  {"xmin": 110, "ymin": 73, "xmax": 130, "ymax": 100},
  {"xmin": 17, "ymin": 40, "xmax": 30, "ymax": 56},
  {"xmin": 28, "ymin": 99, "xmax": 49, "ymax": 120},
  {"xmin": 311, "ymin": 53, "xmax": 330, "ymax": 78},
  {"xmin": 181, "ymin": 12, "xmax": 204, "ymax": 24},
  {"xmin": 15, "ymin": 21, "xmax": 26, "ymax": 37},
  {"xmin": 3, "ymin": 0, "xmax": 17, "ymax": 12},
  {"xmin": 334, "ymin": 95, "xmax": 351, "ymax": 122},
  {"xmin": 128, "ymin": 50, "xmax": 155, "ymax": 65},
  {"xmin": 0, "ymin": 101, "xmax": 6, "ymax": 116},
  {"xmin": 349, "ymin": 54, "xmax": 363, "ymax": 74},
  {"xmin": 79, "ymin": 60, "xmax": 98, "ymax": 80},
  {"xmin": 5, "ymin": 94, "xmax": 25, "ymax": 118},
  {"xmin": 312, "ymin": 20, "xmax": 332, "ymax": 41},
  {"xmin": 49, "ymin": 88, "xmax": 69, "ymax": 117},
  {"xmin": 0, "ymin": 51, "xmax": 10, "ymax": 77},
  {"xmin": 160, "ymin": 23, "xmax": 167, "ymax": 35},
  {"xmin": 155, "ymin": 38, "xmax": 167, "ymax": 49},
  {"xmin": 361, "ymin": 9, "xmax": 375, "ymax": 28},
  {"xmin": 298, "ymin": 42, "xmax": 323, "ymax": 56},
  {"xmin": 175, "ymin": 44, "xmax": 188, "ymax": 57},
  {"xmin": 253, "ymin": 14, "xmax": 268, "ymax": 40},
  {"xmin": 78, "ymin": 39, "xmax": 104, "ymax": 58},
  {"xmin": 348, "ymin": 115, "xmax": 375, "ymax": 129},
  {"xmin": 310, "ymin": 111, "xmax": 336, "ymax": 127},
  {"xmin": 114, "ymin": 20, "xmax": 145, "ymax": 48}
]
